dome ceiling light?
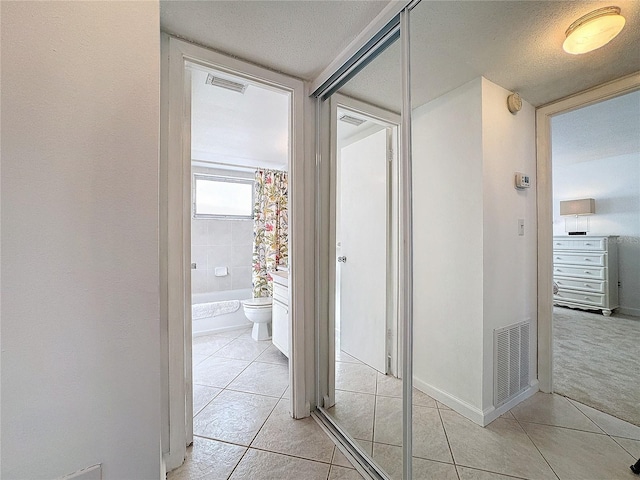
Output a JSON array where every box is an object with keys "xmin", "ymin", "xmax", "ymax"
[{"xmin": 563, "ymin": 6, "xmax": 626, "ymax": 55}]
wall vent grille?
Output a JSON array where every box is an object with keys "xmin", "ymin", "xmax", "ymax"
[
  {"xmin": 205, "ymin": 74, "xmax": 247, "ymax": 94},
  {"xmin": 339, "ymin": 114, "xmax": 366, "ymax": 126},
  {"xmin": 494, "ymin": 320, "xmax": 530, "ymax": 407}
]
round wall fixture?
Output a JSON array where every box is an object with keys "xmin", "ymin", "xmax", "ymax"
[
  {"xmin": 507, "ymin": 93, "xmax": 522, "ymax": 114},
  {"xmin": 563, "ymin": 6, "xmax": 626, "ymax": 55}
]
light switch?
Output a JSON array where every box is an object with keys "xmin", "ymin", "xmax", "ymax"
[{"xmin": 518, "ymin": 219, "xmax": 525, "ymax": 236}]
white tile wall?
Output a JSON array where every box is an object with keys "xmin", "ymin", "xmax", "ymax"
[{"xmin": 192, "ymin": 218, "xmax": 253, "ymax": 294}]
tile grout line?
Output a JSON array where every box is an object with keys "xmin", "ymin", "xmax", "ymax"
[
  {"xmin": 563, "ymin": 395, "xmax": 608, "ymax": 435},
  {"xmin": 193, "ymin": 432, "xmax": 365, "ymax": 471},
  {"xmin": 609, "ymin": 435, "xmax": 639, "ymax": 459},
  {"xmin": 511, "ymin": 414, "xmax": 561, "ymax": 480},
  {"xmin": 515, "ymin": 418, "xmax": 610, "ymax": 436},
  {"xmin": 454, "ymin": 464, "xmax": 531, "ymax": 480},
  {"xmin": 436, "ymin": 406, "xmax": 460, "ymax": 480},
  {"xmin": 225, "ymin": 445, "xmax": 249, "ymax": 480}
]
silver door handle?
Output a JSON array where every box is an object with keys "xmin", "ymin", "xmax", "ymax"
[{"xmin": 337, "ymin": 256, "xmax": 347, "ymax": 263}]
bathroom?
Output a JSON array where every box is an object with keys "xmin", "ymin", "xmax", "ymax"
[{"xmin": 188, "ymin": 63, "xmax": 292, "ymax": 425}]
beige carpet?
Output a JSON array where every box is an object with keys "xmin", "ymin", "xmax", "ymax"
[{"xmin": 553, "ymin": 306, "xmax": 640, "ymax": 426}]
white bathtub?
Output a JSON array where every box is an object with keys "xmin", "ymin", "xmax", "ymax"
[{"xmin": 192, "ymin": 288, "xmax": 252, "ymax": 337}]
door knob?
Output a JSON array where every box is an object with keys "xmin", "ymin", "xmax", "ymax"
[{"xmin": 337, "ymin": 256, "xmax": 347, "ymax": 263}]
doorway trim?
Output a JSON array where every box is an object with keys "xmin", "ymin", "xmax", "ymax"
[
  {"xmin": 536, "ymin": 71, "xmax": 640, "ymax": 393},
  {"xmin": 161, "ymin": 34, "xmax": 310, "ymax": 471},
  {"xmin": 325, "ymin": 93, "xmax": 401, "ymax": 409}
]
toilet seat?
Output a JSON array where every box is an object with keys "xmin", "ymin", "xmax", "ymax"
[{"xmin": 242, "ymin": 297, "xmax": 272, "ymax": 309}]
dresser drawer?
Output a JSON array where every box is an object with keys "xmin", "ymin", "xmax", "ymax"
[
  {"xmin": 553, "ymin": 265, "xmax": 605, "ymax": 279},
  {"xmin": 555, "ymin": 289, "xmax": 605, "ymax": 307},
  {"xmin": 553, "ymin": 252, "xmax": 606, "ymax": 267},
  {"xmin": 553, "ymin": 238, "xmax": 606, "ymax": 251},
  {"xmin": 554, "ymin": 277, "xmax": 605, "ymax": 293}
]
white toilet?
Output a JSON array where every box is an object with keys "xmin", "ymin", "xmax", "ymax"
[{"xmin": 242, "ymin": 297, "xmax": 273, "ymax": 341}]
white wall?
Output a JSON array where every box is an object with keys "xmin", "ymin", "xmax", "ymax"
[
  {"xmin": 412, "ymin": 78, "xmax": 485, "ymax": 409},
  {"xmin": 480, "ymin": 78, "xmax": 537, "ymax": 410},
  {"xmin": 412, "ymin": 77, "xmax": 537, "ymax": 421},
  {"xmin": 1, "ymin": 3, "xmax": 162, "ymax": 479},
  {"xmin": 552, "ymin": 153, "xmax": 640, "ymax": 316}
]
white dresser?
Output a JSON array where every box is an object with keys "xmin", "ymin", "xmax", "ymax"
[
  {"xmin": 271, "ymin": 271, "xmax": 289, "ymax": 358},
  {"xmin": 553, "ymin": 236, "xmax": 619, "ymax": 316}
]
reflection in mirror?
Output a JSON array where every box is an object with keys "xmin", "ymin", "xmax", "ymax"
[
  {"xmin": 409, "ymin": 1, "xmax": 538, "ymax": 479},
  {"xmin": 323, "ymin": 38, "xmax": 405, "ymax": 478}
]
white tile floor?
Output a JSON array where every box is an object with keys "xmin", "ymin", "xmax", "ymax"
[
  {"xmin": 170, "ymin": 327, "xmax": 362, "ymax": 480},
  {"xmin": 329, "ymin": 352, "xmax": 640, "ymax": 480},
  {"xmin": 170, "ymin": 327, "xmax": 640, "ymax": 480}
]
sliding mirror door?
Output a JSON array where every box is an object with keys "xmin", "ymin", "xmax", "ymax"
[
  {"xmin": 409, "ymin": 1, "xmax": 537, "ymax": 478},
  {"xmin": 316, "ymin": 27, "xmax": 405, "ymax": 479}
]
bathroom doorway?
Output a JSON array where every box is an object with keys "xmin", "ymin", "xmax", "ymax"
[
  {"xmin": 188, "ymin": 63, "xmax": 293, "ymax": 442},
  {"xmin": 162, "ymin": 36, "xmax": 310, "ymax": 471}
]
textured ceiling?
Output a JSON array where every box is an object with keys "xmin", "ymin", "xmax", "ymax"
[
  {"xmin": 551, "ymin": 90, "xmax": 640, "ymax": 166},
  {"xmin": 160, "ymin": 0, "xmax": 390, "ymax": 80},
  {"xmin": 340, "ymin": 0, "xmax": 640, "ymax": 110},
  {"xmin": 162, "ymin": 1, "xmax": 639, "ymax": 109}
]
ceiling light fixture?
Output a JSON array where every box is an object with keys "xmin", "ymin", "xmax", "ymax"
[{"xmin": 563, "ymin": 6, "xmax": 626, "ymax": 55}]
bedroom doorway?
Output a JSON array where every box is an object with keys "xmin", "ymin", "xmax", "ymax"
[{"xmin": 537, "ymin": 74, "xmax": 640, "ymax": 427}]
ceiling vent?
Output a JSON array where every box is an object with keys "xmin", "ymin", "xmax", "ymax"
[
  {"xmin": 205, "ymin": 74, "xmax": 248, "ymax": 94},
  {"xmin": 339, "ymin": 114, "xmax": 366, "ymax": 127}
]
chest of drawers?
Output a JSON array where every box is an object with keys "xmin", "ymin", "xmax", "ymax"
[{"xmin": 553, "ymin": 236, "xmax": 619, "ymax": 316}]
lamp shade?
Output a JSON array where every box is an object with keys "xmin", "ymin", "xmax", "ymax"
[{"xmin": 560, "ymin": 198, "xmax": 595, "ymax": 216}]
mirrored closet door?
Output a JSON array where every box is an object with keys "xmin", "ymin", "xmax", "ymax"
[{"xmin": 313, "ymin": 14, "xmax": 408, "ymax": 480}]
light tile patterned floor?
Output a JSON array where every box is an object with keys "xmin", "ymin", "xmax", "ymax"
[
  {"xmin": 170, "ymin": 328, "xmax": 640, "ymax": 480},
  {"xmin": 328, "ymin": 352, "xmax": 640, "ymax": 480}
]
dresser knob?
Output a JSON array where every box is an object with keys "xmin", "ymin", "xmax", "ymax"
[{"xmin": 584, "ymin": 271, "xmax": 591, "ymax": 274}]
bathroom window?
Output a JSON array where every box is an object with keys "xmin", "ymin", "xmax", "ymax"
[{"xmin": 193, "ymin": 174, "xmax": 254, "ymax": 219}]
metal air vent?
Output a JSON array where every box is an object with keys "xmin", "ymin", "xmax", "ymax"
[
  {"xmin": 339, "ymin": 114, "xmax": 366, "ymax": 127},
  {"xmin": 205, "ymin": 74, "xmax": 248, "ymax": 94},
  {"xmin": 494, "ymin": 320, "xmax": 530, "ymax": 407}
]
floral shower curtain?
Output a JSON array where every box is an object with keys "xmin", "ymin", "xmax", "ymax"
[{"xmin": 252, "ymin": 169, "xmax": 288, "ymax": 298}]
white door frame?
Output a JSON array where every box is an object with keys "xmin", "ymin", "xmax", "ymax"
[
  {"xmin": 536, "ymin": 71, "xmax": 640, "ymax": 393},
  {"xmin": 161, "ymin": 34, "xmax": 311, "ymax": 471},
  {"xmin": 325, "ymin": 93, "xmax": 401, "ymax": 407}
]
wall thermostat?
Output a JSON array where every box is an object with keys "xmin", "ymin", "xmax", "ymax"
[{"xmin": 515, "ymin": 172, "xmax": 530, "ymax": 189}]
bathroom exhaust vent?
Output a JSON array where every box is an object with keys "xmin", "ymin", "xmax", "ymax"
[
  {"xmin": 494, "ymin": 320, "xmax": 530, "ymax": 407},
  {"xmin": 205, "ymin": 74, "xmax": 247, "ymax": 94},
  {"xmin": 339, "ymin": 114, "xmax": 366, "ymax": 127}
]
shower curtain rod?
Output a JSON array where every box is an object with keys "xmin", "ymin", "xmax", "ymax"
[{"xmin": 192, "ymin": 159, "xmax": 287, "ymax": 172}]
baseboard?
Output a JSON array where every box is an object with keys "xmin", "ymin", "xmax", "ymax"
[
  {"xmin": 413, "ymin": 377, "xmax": 485, "ymax": 425},
  {"xmin": 617, "ymin": 306, "xmax": 640, "ymax": 318},
  {"xmin": 481, "ymin": 381, "xmax": 539, "ymax": 425},
  {"xmin": 413, "ymin": 377, "xmax": 539, "ymax": 426}
]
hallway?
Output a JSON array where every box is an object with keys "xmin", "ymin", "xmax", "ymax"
[{"xmin": 169, "ymin": 328, "xmax": 639, "ymax": 479}]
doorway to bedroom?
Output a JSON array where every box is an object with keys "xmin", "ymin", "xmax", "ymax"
[{"xmin": 548, "ymin": 88, "xmax": 640, "ymax": 427}]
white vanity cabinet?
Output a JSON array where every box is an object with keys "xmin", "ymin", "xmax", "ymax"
[
  {"xmin": 271, "ymin": 271, "xmax": 289, "ymax": 358},
  {"xmin": 553, "ymin": 236, "xmax": 619, "ymax": 316}
]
